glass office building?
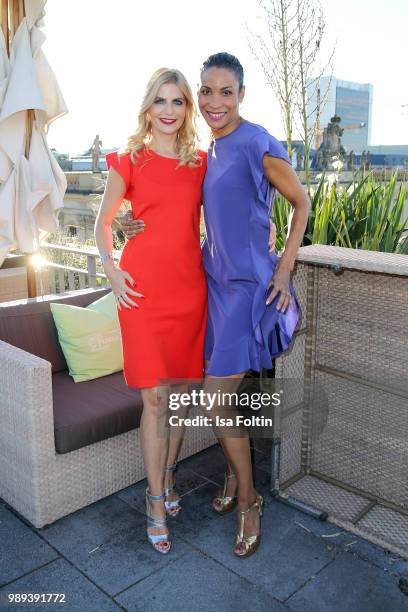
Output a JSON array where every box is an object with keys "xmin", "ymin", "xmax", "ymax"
[{"xmin": 307, "ymin": 76, "xmax": 373, "ymax": 153}]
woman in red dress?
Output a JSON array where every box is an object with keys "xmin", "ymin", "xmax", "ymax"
[{"xmin": 94, "ymin": 68, "xmax": 207, "ymax": 554}]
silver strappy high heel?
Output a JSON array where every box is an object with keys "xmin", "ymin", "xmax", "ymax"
[
  {"xmin": 145, "ymin": 488, "xmax": 171, "ymax": 554},
  {"xmin": 163, "ymin": 463, "xmax": 181, "ymax": 517}
]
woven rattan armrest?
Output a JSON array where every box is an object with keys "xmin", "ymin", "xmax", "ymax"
[{"xmin": 0, "ymin": 340, "xmax": 55, "ymax": 461}]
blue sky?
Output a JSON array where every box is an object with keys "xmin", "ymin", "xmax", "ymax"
[{"xmin": 42, "ymin": 0, "xmax": 408, "ymax": 154}]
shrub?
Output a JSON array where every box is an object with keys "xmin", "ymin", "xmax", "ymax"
[{"xmin": 273, "ymin": 171, "xmax": 408, "ymax": 254}]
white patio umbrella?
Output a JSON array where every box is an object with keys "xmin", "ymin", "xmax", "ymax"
[{"xmin": 0, "ymin": 0, "xmax": 68, "ymax": 290}]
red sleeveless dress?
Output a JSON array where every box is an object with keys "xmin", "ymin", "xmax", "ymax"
[{"xmin": 106, "ymin": 148, "xmax": 207, "ymax": 388}]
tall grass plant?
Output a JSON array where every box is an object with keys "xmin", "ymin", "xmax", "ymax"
[{"xmin": 274, "ymin": 171, "xmax": 408, "ymax": 254}]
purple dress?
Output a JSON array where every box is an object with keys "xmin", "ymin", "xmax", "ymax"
[{"xmin": 202, "ymin": 120, "xmax": 299, "ymax": 376}]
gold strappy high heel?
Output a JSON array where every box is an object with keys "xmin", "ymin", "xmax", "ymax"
[
  {"xmin": 234, "ymin": 492, "xmax": 263, "ymax": 558},
  {"xmin": 212, "ymin": 471, "xmax": 237, "ymax": 515}
]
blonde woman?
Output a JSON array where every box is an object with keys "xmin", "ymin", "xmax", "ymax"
[{"xmin": 94, "ymin": 68, "xmax": 207, "ymax": 554}]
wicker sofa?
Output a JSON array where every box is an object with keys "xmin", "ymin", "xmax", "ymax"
[{"xmin": 0, "ymin": 287, "xmax": 215, "ymax": 528}]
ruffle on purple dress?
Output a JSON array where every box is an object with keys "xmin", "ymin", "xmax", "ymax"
[{"xmin": 202, "ymin": 120, "xmax": 299, "ymax": 376}]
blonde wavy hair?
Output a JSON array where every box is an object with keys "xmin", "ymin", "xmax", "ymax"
[{"xmin": 125, "ymin": 68, "xmax": 201, "ymax": 167}]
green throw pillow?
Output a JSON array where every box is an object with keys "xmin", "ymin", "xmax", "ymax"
[{"xmin": 50, "ymin": 291, "xmax": 123, "ymax": 383}]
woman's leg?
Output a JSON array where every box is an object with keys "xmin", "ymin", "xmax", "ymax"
[
  {"xmin": 212, "ymin": 462, "xmax": 238, "ymax": 512},
  {"xmin": 203, "ymin": 360, "xmax": 237, "ymax": 510},
  {"xmin": 204, "ymin": 373, "xmax": 260, "ymax": 554},
  {"xmin": 164, "ymin": 437, "xmax": 183, "ymax": 504},
  {"xmin": 163, "ymin": 383, "xmax": 188, "ymax": 506},
  {"xmin": 140, "ymin": 387, "xmax": 170, "ymax": 548}
]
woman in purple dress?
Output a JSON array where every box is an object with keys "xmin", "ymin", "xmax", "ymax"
[
  {"xmin": 122, "ymin": 53, "xmax": 310, "ymax": 557},
  {"xmin": 198, "ymin": 52, "xmax": 309, "ymax": 557}
]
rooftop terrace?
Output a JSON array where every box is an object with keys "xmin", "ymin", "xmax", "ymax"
[{"xmin": 1, "ymin": 444, "xmax": 408, "ymax": 612}]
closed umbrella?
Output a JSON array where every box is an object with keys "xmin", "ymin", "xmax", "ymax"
[{"xmin": 0, "ymin": 0, "xmax": 67, "ymax": 296}]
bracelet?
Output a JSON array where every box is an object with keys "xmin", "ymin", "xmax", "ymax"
[{"xmin": 99, "ymin": 252, "xmax": 114, "ymax": 265}]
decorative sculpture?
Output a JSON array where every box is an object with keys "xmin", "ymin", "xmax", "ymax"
[
  {"xmin": 87, "ymin": 135, "xmax": 103, "ymax": 173},
  {"xmin": 315, "ymin": 115, "xmax": 346, "ymax": 171}
]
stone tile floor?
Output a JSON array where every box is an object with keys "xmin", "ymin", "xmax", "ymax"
[{"xmin": 1, "ymin": 444, "xmax": 408, "ymax": 612}]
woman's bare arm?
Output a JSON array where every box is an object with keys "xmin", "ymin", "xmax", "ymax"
[
  {"xmin": 263, "ymin": 155, "xmax": 310, "ymax": 310},
  {"xmin": 94, "ymin": 169, "xmax": 143, "ymax": 309},
  {"xmin": 95, "ymin": 168, "xmax": 127, "ymax": 252}
]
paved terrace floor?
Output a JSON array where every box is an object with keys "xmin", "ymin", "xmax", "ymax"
[{"xmin": 1, "ymin": 444, "xmax": 408, "ymax": 612}]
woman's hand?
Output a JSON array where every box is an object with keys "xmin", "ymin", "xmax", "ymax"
[
  {"xmin": 107, "ymin": 266, "xmax": 144, "ymax": 310},
  {"xmin": 266, "ymin": 263, "xmax": 294, "ymax": 312},
  {"xmin": 269, "ymin": 220, "xmax": 277, "ymax": 253},
  {"xmin": 120, "ymin": 211, "xmax": 145, "ymax": 239}
]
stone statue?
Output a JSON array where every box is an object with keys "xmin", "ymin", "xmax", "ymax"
[
  {"xmin": 88, "ymin": 135, "xmax": 103, "ymax": 173},
  {"xmin": 347, "ymin": 150, "xmax": 355, "ymax": 171},
  {"xmin": 315, "ymin": 115, "xmax": 346, "ymax": 171}
]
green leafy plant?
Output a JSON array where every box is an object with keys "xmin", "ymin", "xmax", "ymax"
[{"xmin": 273, "ymin": 171, "xmax": 408, "ymax": 254}]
